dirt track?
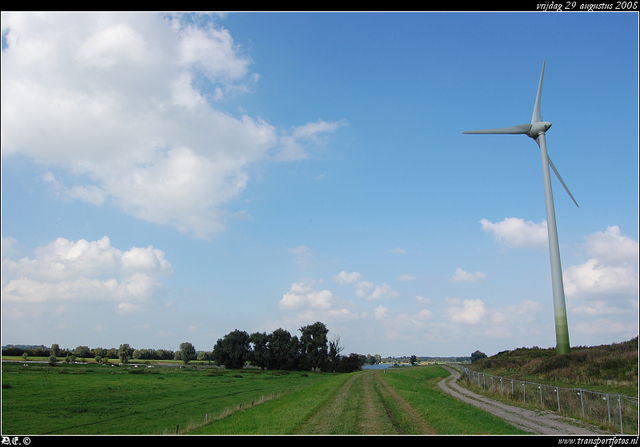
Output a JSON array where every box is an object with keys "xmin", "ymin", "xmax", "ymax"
[{"xmin": 438, "ymin": 366, "xmax": 610, "ymax": 435}]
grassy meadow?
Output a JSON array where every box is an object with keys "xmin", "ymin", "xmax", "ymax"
[
  {"xmin": 2, "ymin": 360, "xmax": 528, "ymax": 435},
  {"xmin": 1, "ymin": 361, "xmax": 331, "ymax": 435},
  {"xmin": 190, "ymin": 366, "xmax": 526, "ymax": 435}
]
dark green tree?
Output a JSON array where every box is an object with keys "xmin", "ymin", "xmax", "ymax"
[
  {"xmin": 74, "ymin": 346, "xmax": 90, "ymax": 358},
  {"xmin": 212, "ymin": 330, "xmax": 251, "ymax": 369},
  {"xmin": 322, "ymin": 336, "xmax": 344, "ymax": 372},
  {"xmin": 299, "ymin": 321, "xmax": 329, "ymax": 371},
  {"xmin": 250, "ymin": 332, "xmax": 270, "ymax": 370},
  {"xmin": 179, "ymin": 342, "xmax": 196, "ymax": 364},
  {"xmin": 471, "ymin": 350, "xmax": 487, "ymax": 363},
  {"xmin": 335, "ymin": 353, "xmax": 362, "ymax": 373},
  {"xmin": 118, "ymin": 344, "xmax": 133, "ymax": 363},
  {"xmin": 267, "ymin": 328, "xmax": 302, "ymax": 371}
]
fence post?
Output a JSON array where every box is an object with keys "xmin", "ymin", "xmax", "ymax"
[
  {"xmin": 556, "ymin": 387, "xmax": 560, "ymax": 412},
  {"xmin": 618, "ymin": 395, "xmax": 623, "ymax": 434},
  {"xmin": 579, "ymin": 389, "xmax": 584, "ymax": 418},
  {"xmin": 540, "ymin": 385, "xmax": 543, "ymax": 407}
]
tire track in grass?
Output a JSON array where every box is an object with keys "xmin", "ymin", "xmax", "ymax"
[
  {"xmin": 294, "ymin": 370, "xmax": 435, "ymax": 435},
  {"xmin": 358, "ymin": 370, "xmax": 398, "ymax": 434},
  {"xmin": 293, "ymin": 372, "xmax": 362, "ymax": 434},
  {"xmin": 376, "ymin": 372, "xmax": 437, "ymax": 434}
]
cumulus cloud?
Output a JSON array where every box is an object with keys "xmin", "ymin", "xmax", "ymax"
[
  {"xmin": 445, "ymin": 297, "xmax": 486, "ymax": 324},
  {"xmin": 1, "ymin": 13, "xmax": 342, "ymax": 239},
  {"xmin": 449, "ymin": 268, "xmax": 487, "ymax": 283},
  {"xmin": 355, "ymin": 281, "xmax": 400, "ymax": 301},
  {"xmin": 279, "ymin": 280, "xmax": 334, "ymax": 311},
  {"xmin": 563, "ymin": 226, "xmax": 638, "ymax": 300},
  {"xmin": 278, "ymin": 280, "xmax": 356, "ymax": 328},
  {"xmin": 480, "ymin": 217, "xmax": 548, "ymax": 248},
  {"xmin": 1, "ymin": 236, "xmax": 172, "ymax": 313}
]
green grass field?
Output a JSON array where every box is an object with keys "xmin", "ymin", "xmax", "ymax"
[
  {"xmin": 2, "ymin": 360, "xmax": 528, "ymax": 435},
  {"xmin": 190, "ymin": 366, "xmax": 527, "ymax": 435},
  {"xmin": 1, "ymin": 361, "xmax": 331, "ymax": 435}
]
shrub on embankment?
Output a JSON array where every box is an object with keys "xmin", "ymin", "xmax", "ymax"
[{"xmin": 469, "ymin": 337, "xmax": 638, "ymax": 393}]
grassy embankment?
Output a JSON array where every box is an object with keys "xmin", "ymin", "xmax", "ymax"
[{"xmin": 467, "ymin": 337, "xmax": 638, "ymax": 397}]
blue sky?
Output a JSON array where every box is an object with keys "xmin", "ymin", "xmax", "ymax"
[{"xmin": 1, "ymin": 12, "xmax": 638, "ymax": 358}]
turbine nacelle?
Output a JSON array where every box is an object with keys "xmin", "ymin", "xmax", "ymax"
[{"xmin": 528, "ymin": 121, "xmax": 552, "ymax": 139}]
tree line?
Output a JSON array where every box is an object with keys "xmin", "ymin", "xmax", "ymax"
[
  {"xmin": 3, "ymin": 322, "xmax": 362, "ymax": 373},
  {"xmin": 210, "ymin": 321, "xmax": 361, "ymax": 373}
]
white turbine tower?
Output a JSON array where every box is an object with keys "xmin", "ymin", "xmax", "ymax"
[{"xmin": 462, "ymin": 60, "xmax": 577, "ymax": 354}]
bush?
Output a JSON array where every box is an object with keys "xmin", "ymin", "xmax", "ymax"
[{"xmin": 335, "ymin": 354, "xmax": 361, "ymax": 373}]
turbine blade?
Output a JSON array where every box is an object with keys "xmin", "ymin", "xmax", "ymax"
[
  {"xmin": 532, "ymin": 60, "xmax": 545, "ymax": 124},
  {"xmin": 548, "ymin": 155, "xmax": 579, "ymax": 208},
  {"xmin": 462, "ymin": 124, "xmax": 531, "ymax": 134}
]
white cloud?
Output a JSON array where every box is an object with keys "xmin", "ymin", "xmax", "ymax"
[
  {"xmin": 480, "ymin": 217, "xmax": 548, "ymax": 248},
  {"xmin": 275, "ymin": 120, "xmax": 345, "ymax": 162},
  {"xmin": 332, "ymin": 271, "xmax": 363, "ymax": 284},
  {"xmin": 584, "ymin": 226, "xmax": 638, "ymax": 265},
  {"xmin": 43, "ymin": 172, "xmax": 108, "ymax": 206},
  {"xmin": 1, "ymin": 236, "xmax": 172, "ymax": 312},
  {"xmin": 564, "ymin": 226, "xmax": 638, "ymax": 300},
  {"xmin": 571, "ymin": 300, "xmax": 628, "ymax": 316},
  {"xmin": 279, "ymin": 280, "xmax": 335, "ymax": 311},
  {"xmin": 278, "ymin": 280, "xmax": 357, "ymax": 329},
  {"xmin": 367, "ymin": 283, "xmax": 400, "ymax": 301},
  {"xmin": 445, "ymin": 297, "xmax": 486, "ymax": 324},
  {"xmin": 449, "ymin": 268, "xmax": 487, "ymax": 283},
  {"xmin": 1, "ymin": 13, "xmax": 342, "ymax": 239},
  {"xmin": 573, "ymin": 319, "xmax": 635, "ymax": 337},
  {"xmin": 355, "ymin": 281, "xmax": 374, "ymax": 298},
  {"xmin": 564, "ymin": 259, "xmax": 638, "ymax": 299},
  {"xmin": 1, "ymin": 235, "xmax": 18, "ymax": 260},
  {"xmin": 372, "ymin": 306, "xmax": 432, "ymax": 328},
  {"xmin": 355, "ymin": 281, "xmax": 399, "ymax": 301},
  {"xmin": 373, "ymin": 305, "xmax": 389, "ymax": 321}
]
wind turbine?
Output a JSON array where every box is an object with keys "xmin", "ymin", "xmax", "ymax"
[{"xmin": 462, "ymin": 60, "xmax": 577, "ymax": 354}]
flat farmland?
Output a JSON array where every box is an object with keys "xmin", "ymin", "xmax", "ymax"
[
  {"xmin": 2, "ymin": 361, "xmax": 529, "ymax": 435},
  {"xmin": 1, "ymin": 361, "xmax": 329, "ymax": 435}
]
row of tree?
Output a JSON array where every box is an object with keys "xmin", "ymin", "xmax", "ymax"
[
  {"xmin": 4, "ymin": 322, "xmax": 363, "ymax": 373},
  {"xmin": 211, "ymin": 322, "xmax": 361, "ymax": 373}
]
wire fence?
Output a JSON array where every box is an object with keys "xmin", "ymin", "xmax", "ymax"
[{"xmin": 462, "ymin": 367, "xmax": 638, "ymax": 435}]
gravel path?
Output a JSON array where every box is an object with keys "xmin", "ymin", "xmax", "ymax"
[{"xmin": 438, "ymin": 366, "xmax": 610, "ymax": 435}]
